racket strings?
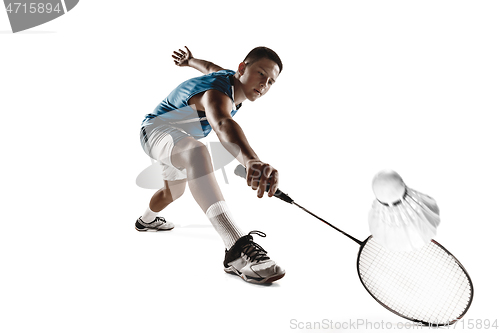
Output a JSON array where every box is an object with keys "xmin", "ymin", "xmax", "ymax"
[{"xmin": 358, "ymin": 238, "xmax": 472, "ymax": 325}]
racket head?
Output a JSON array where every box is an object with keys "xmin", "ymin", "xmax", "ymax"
[{"xmin": 356, "ymin": 236, "xmax": 473, "ymax": 326}]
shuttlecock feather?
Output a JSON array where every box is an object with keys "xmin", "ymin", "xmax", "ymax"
[{"xmin": 368, "ymin": 170, "xmax": 440, "ymax": 251}]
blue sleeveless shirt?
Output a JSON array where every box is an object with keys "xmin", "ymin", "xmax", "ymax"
[{"xmin": 142, "ymin": 70, "xmax": 242, "ymax": 140}]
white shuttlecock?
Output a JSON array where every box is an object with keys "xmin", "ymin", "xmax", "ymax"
[{"xmin": 368, "ymin": 169, "xmax": 440, "ymax": 252}]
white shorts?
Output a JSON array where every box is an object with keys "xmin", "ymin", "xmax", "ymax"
[{"xmin": 140, "ymin": 125, "xmax": 189, "ymax": 181}]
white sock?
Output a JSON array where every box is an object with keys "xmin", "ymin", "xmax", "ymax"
[
  {"xmin": 205, "ymin": 201, "xmax": 245, "ymax": 249},
  {"xmin": 141, "ymin": 206, "xmax": 159, "ymax": 223}
]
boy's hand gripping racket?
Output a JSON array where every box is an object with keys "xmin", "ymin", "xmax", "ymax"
[{"xmin": 234, "ymin": 165, "xmax": 473, "ymax": 326}]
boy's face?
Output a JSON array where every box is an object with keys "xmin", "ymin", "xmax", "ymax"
[{"xmin": 238, "ymin": 58, "xmax": 280, "ymax": 102}]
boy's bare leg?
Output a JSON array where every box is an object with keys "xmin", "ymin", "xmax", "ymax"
[
  {"xmin": 149, "ymin": 179, "xmax": 187, "ymax": 212},
  {"xmin": 170, "ymin": 137, "xmax": 285, "ymax": 283},
  {"xmin": 171, "ymin": 137, "xmax": 226, "ymax": 213},
  {"xmin": 171, "ymin": 137, "xmax": 244, "ymax": 249}
]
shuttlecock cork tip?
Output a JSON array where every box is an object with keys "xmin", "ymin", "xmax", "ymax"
[{"xmin": 372, "ymin": 169, "xmax": 406, "ymax": 205}]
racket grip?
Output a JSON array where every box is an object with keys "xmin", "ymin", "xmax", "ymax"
[{"xmin": 233, "ymin": 165, "xmax": 294, "ymax": 204}]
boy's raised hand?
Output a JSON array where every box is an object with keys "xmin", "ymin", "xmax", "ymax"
[
  {"xmin": 246, "ymin": 160, "xmax": 279, "ymax": 198},
  {"xmin": 172, "ymin": 46, "xmax": 193, "ymax": 67}
]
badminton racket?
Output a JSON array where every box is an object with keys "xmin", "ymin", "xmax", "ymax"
[{"xmin": 234, "ymin": 165, "xmax": 473, "ymax": 326}]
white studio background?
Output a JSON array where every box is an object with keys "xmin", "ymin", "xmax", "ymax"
[{"xmin": 1, "ymin": 1, "xmax": 499, "ymax": 332}]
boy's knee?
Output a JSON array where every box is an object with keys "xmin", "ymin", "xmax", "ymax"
[
  {"xmin": 172, "ymin": 138, "xmax": 210, "ymax": 169},
  {"xmin": 183, "ymin": 140, "xmax": 211, "ymax": 163}
]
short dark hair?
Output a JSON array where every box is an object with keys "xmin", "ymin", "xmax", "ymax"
[{"xmin": 243, "ymin": 47, "xmax": 283, "ymax": 73}]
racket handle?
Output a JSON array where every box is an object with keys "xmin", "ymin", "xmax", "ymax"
[
  {"xmin": 233, "ymin": 165, "xmax": 294, "ymax": 204},
  {"xmin": 234, "ymin": 164, "xmax": 248, "ymax": 179}
]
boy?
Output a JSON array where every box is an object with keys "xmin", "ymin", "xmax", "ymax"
[{"xmin": 137, "ymin": 46, "xmax": 284, "ymax": 284}]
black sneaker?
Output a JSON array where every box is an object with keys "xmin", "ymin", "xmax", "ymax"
[
  {"xmin": 223, "ymin": 231, "xmax": 285, "ymax": 284},
  {"xmin": 135, "ymin": 216, "xmax": 175, "ymax": 232}
]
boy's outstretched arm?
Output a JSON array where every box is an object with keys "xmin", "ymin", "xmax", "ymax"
[
  {"xmin": 202, "ymin": 89, "xmax": 279, "ymax": 198},
  {"xmin": 172, "ymin": 46, "xmax": 224, "ymax": 74}
]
